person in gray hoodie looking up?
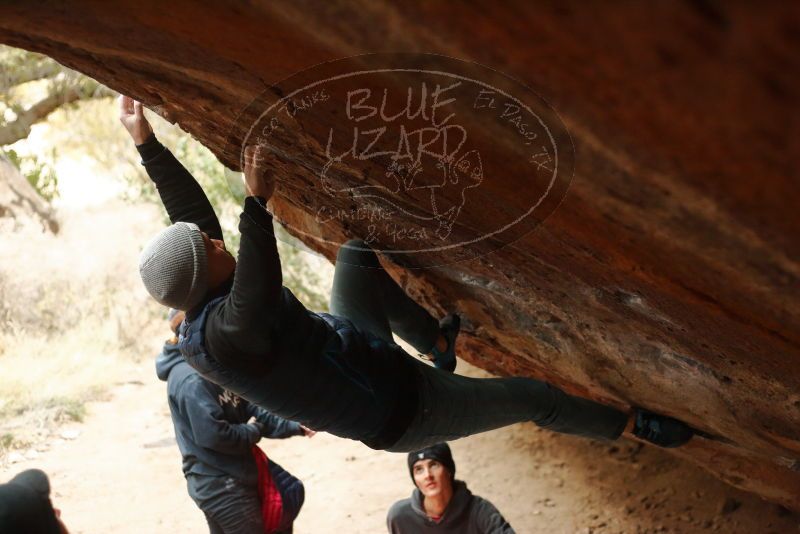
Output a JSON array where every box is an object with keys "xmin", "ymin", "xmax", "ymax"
[
  {"xmin": 387, "ymin": 442, "xmax": 513, "ymax": 533},
  {"xmin": 157, "ymin": 309, "xmax": 315, "ymax": 534}
]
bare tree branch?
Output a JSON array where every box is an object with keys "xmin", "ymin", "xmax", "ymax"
[
  {"xmin": 0, "ymin": 59, "xmax": 61, "ymax": 90},
  {"xmin": 0, "ymin": 81, "xmax": 116, "ymax": 146}
]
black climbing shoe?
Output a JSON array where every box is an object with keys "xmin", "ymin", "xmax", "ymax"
[
  {"xmin": 430, "ymin": 314, "xmax": 460, "ymax": 372},
  {"xmin": 633, "ymin": 409, "xmax": 694, "ymax": 448}
]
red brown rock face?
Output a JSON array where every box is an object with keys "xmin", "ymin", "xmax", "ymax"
[{"xmin": 1, "ymin": 1, "xmax": 798, "ymax": 509}]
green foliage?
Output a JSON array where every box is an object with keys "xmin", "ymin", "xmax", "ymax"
[
  {"xmin": 2, "ymin": 147, "xmax": 59, "ymax": 201},
  {"xmin": 170, "ymin": 136, "xmax": 243, "ymax": 248},
  {"xmin": 0, "ymin": 45, "xmax": 54, "ymax": 106},
  {"xmin": 0, "ymin": 433, "xmax": 14, "ymax": 449},
  {"xmin": 275, "ymin": 227, "xmax": 330, "ymax": 311},
  {"xmin": 52, "ymin": 397, "xmax": 87, "ymax": 423}
]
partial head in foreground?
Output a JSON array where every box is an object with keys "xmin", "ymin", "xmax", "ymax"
[
  {"xmin": 139, "ymin": 222, "xmax": 235, "ymax": 311},
  {"xmin": 0, "ymin": 469, "xmax": 68, "ymax": 533},
  {"xmin": 407, "ymin": 442, "xmax": 456, "ymax": 498}
]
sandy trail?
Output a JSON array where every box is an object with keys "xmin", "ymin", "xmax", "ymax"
[{"xmin": 1, "ymin": 360, "xmax": 796, "ymax": 533}]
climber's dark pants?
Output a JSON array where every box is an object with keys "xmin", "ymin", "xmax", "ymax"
[
  {"xmin": 330, "ymin": 240, "xmax": 440, "ymax": 354},
  {"xmin": 330, "ymin": 240, "xmax": 629, "ymax": 452}
]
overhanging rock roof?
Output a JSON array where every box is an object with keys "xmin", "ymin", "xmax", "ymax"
[{"xmin": 1, "ymin": 1, "xmax": 798, "ymax": 509}]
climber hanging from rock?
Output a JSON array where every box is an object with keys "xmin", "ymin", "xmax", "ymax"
[{"xmin": 120, "ymin": 95, "xmax": 694, "ymax": 453}]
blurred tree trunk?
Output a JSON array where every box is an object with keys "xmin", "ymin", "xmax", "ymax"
[
  {"xmin": 0, "ymin": 45, "xmax": 115, "ymax": 223},
  {"xmin": 0, "ymin": 155, "xmax": 58, "ymax": 232}
]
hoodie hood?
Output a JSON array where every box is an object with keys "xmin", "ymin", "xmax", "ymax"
[
  {"xmin": 410, "ymin": 480, "xmax": 472, "ymax": 527},
  {"xmin": 155, "ymin": 341, "xmax": 184, "ymax": 381}
]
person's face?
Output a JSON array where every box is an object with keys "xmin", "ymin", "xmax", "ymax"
[
  {"xmin": 202, "ymin": 233, "xmax": 236, "ymax": 290},
  {"xmin": 169, "ymin": 310, "xmax": 186, "ymax": 335},
  {"xmin": 412, "ymin": 459, "xmax": 452, "ymax": 499}
]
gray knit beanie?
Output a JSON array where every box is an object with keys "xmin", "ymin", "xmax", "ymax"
[{"xmin": 139, "ymin": 222, "xmax": 208, "ymax": 310}]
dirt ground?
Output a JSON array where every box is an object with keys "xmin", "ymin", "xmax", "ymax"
[{"xmin": 1, "ymin": 359, "xmax": 797, "ymax": 534}]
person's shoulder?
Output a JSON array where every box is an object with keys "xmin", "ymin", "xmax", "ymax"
[
  {"xmin": 173, "ymin": 366, "xmax": 216, "ymax": 397},
  {"xmin": 166, "ymin": 359, "xmax": 194, "ymax": 387},
  {"xmin": 470, "ymin": 492, "xmax": 497, "ymax": 506},
  {"xmin": 387, "ymin": 499, "xmax": 411, "ymax": 518},
  {"xmin": 386, "ymin": 497, "xmax": 413, "ymax": 521},
  {"xmin": 470, "ymin": 493, "xmax": 514, "ymax": 532}
]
